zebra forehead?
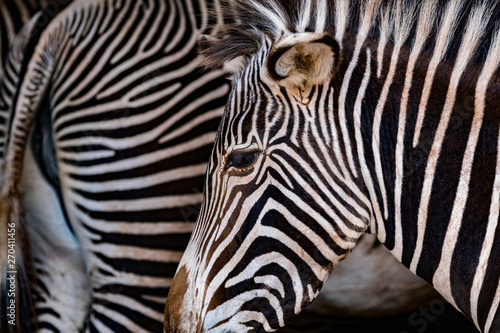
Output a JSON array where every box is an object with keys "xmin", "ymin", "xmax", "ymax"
[{"xmin": 199, "ymin": 0, "xmax": 499, "ymax": 71}]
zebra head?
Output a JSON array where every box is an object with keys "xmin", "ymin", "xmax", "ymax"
[
  {"xmin": 164, "ymin": 2, "xmax": 376, "ymax": 332},
  {"xmin": 165, "ymin": 35, "xmax": 369, "ymax": 331}
]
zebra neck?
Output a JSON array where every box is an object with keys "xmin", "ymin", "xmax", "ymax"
[{"xmin": 334, "ymin": 28, "xmax": 500, "ymax": 328}]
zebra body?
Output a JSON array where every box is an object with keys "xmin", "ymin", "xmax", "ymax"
[
  {"xmin": 165, "ymin": 0, "xmax": 500, "ymax": 332},
  {"xmin": 1, "ymin": 0, "xmax": 229, "ymax": 331}
]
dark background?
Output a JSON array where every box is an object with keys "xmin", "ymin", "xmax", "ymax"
[{"xmin": 281, "ymin": 302, "xmax": 479, "ymax": 333}]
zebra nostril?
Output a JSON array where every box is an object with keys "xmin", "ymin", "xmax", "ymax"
[{"xmin": 225, "ymin": 151, "xmax": 260, "ymax": 170}]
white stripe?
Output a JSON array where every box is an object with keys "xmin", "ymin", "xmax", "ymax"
[
  {"xmin": 70, "ymin": 192, "xmax": 202, "ymax": 211},
  {"xmin": 58, "ymin": 150, "xmax": 115, "ymax": 161},
  {"xmin": 412, "ymin": 0, "xmax": 463, "ymax": 147},
  {"xmin": 92, "ymin": 304, "xmax": 150, "ymax": 333},
  {"xmin": 376, "ymin": 4, "xmax": 391, "ymax": 78},
  {"xmin": 481, "ymin": 128, "xmax": 500, "ymax": 332},
  {"xmin": 79, "ymin": 218, "xmax": 195, "ymax": 235},
  {"xmin": 91, "ymin": 244, "xmax": 184, "ymax": 262},
  {"xmin": 298, "ymin": 0, "xmax": 311, "ymax": 33},
  {"xmin": 314, "ymin": 0, "xmax": 327, "ymax": 33},
  {"xmin": 334, "ymin": 0, "xmax": 350, "ymax": 45}
]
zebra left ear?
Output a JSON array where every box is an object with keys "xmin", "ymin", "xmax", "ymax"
[{"xmin": 266, "ymin": 33, "xmax": 340, "ymax": 91}]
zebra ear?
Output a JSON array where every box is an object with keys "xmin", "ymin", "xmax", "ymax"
[
  {"xmin": 223, "ymin": 55, "xmax": 247, "ymax": 73},
  {"xmin": 267, "ymin": 33, "xmax": 340, "ymax": 91}
]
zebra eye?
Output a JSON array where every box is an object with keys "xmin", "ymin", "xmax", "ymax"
[{"xmin": 225, "ymin": 151, "xmax": 259, "ymax": 170}]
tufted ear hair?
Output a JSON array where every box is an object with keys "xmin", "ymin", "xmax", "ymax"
[{"xmin": 266, "ymin": 33, "xmax": 340, "ymax": 91}]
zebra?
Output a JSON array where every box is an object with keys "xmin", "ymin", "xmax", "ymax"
[
  {"xmin": 0, "ymin": 0, "xmax": 442, "ymax": 332},
  {"xmin": 0, "ymin": 0, "xmax": 229, "ymax": 331},
  {"xmin": 164, "ymin": 0, "xmax": 500, "ymax": 332}
]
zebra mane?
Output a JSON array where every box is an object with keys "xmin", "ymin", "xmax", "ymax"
[{"xmin": 199, "ymin": 0, "xmax": 500, "ymax": 71}]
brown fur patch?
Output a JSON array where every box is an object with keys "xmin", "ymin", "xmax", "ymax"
[{"xmin": 164, "ymin": 265, "xmax": 190, "ymax": 332}]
